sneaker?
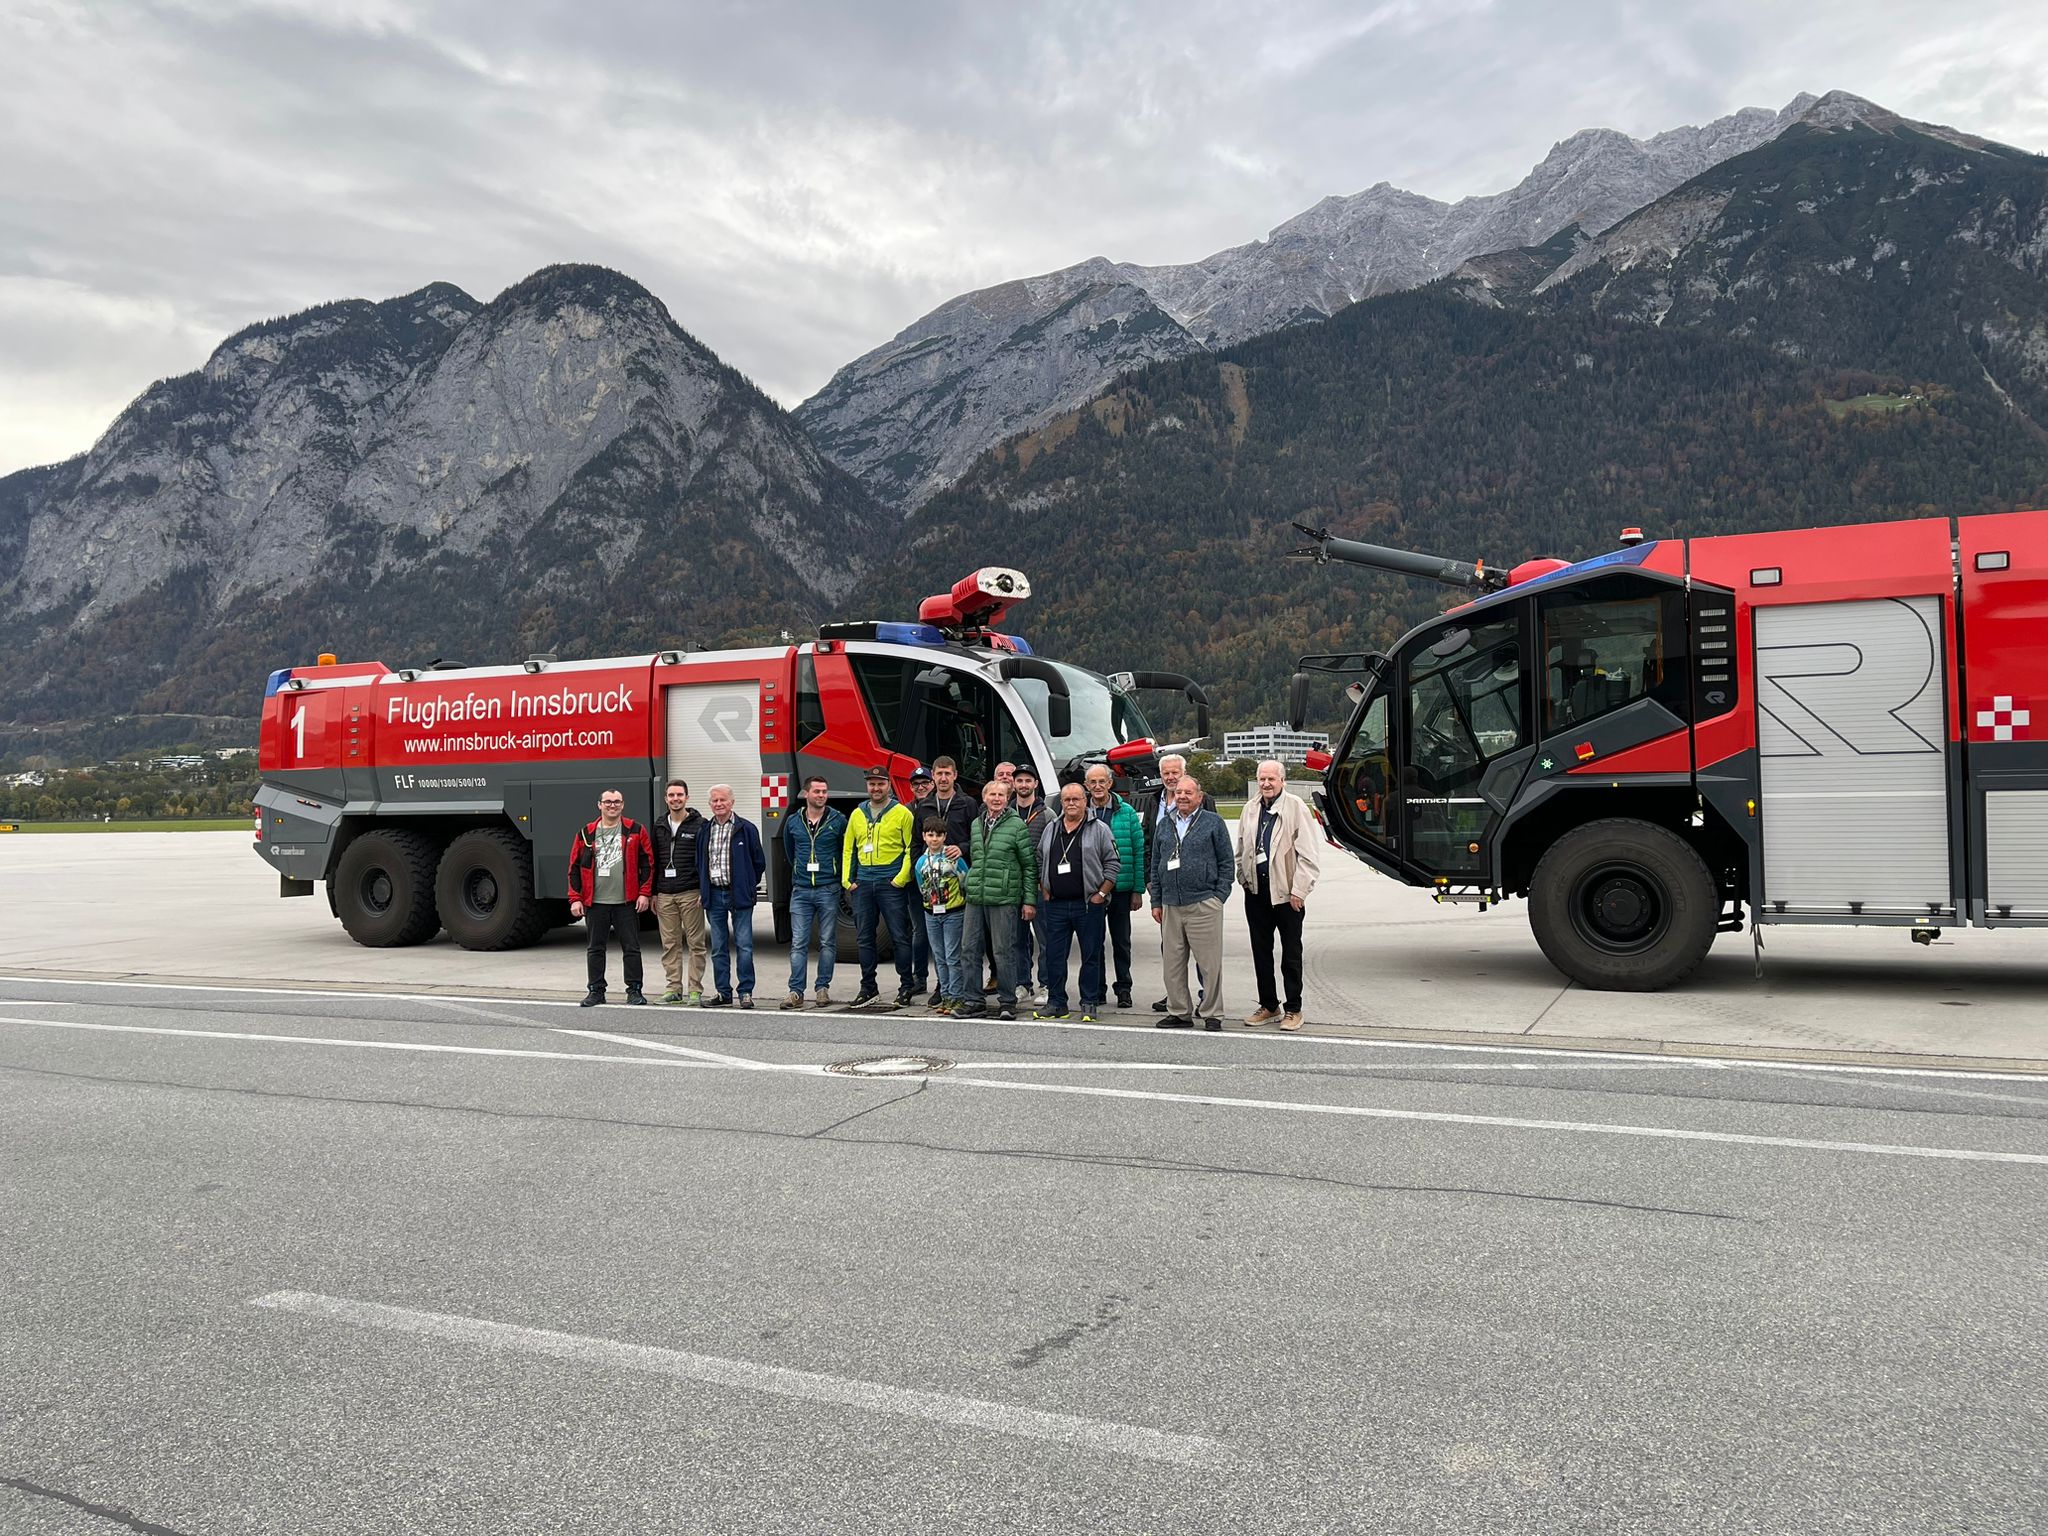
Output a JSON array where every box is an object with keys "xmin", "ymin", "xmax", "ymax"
[
  {"xmin": 625, "ymin": 990, "xmax": 647, "ymax": 1006},
  {"xmin": 851, "ymin": 987, "xmax": 879, "ymax": 1007},
  {"xmin": 1203, "ymin": 1017, "xmax": 1222, "ymax": 1032},
  {"xmin": 1115, "ymin": 991, "xmax": 1132, "ymax": 1010},
  {"xmin": 1079, "ymin": 1009, "xmax": 1099, "ymax": 1024},
  {"xmin": 815, "ymin": 987, "xmax": 831, "ymax": 1006},
  {"xmin": 997, "ymin": 1006, "xmax": 1016, "ymax": 1021},
  {"xmin": 1033, "ymin": 1009, "xmax": 1071, "ymax": 1022},
  {"xmin": 579, "ymin": 992, "xmax": 604, "ymax": 1008},
  {"xmin": 926, "ymin": 988, "xmax": 945, "ymax": 1008},
  {"xmin": 739, "ymin": 995, "xmax": 753, "ymax": 1010},
  {"xmin": 780, "ymin": 992, "xmax": 804, "ymax": 1010},
  {"xmin": 1280, "ymin": 1012, "xmax": 1304, "ymax": 1032},
  {"xmin": 659, "ymin": 990, "xmax": 686, "ymax": 1005},
  {"xmin": 687, "ymin": 990, "xmax": 702, "ymax": 1006},
  {"xmin": 932, "ymin": 999, "xmax": 954, "ymax": 1016},
  {"xmin": 1244, "ymin": 1007, "xmax": 1280, "ymax": 1028},
  {"xmin": 1151, "ymin": 997, "xmax": 1169, "ymax": 1013},
  {"xmin": 704, "ymin": 995, "xmax": 732, "ymax": 1008},
  {"xmin": 953, "ymin": 1001, "xmax": 988, "ymax": 1018},
  {"xmin": 895, "ymin": 987, "xmax": 916, "ymax": 1007},
  {"xmin": 1155, "ymin": 1015, "xmax": 1193, "ymax": 1030}
]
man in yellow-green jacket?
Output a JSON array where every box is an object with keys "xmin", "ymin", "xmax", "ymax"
[{"xmin": 843, "ymin": 765, "xmax": 918, "ymax": 1006}]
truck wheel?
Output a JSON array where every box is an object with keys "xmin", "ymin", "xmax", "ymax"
[
  {"xmin": 435, "ymin": 828, "xmax": 548, "ymax": 951},
  {"xmin": 334, "ymin": 829, "xmax": 441, "ymax": 947},
  {"xmin": 1528, "ymin": 818, "xmax": 1717, "ymax": 991}
]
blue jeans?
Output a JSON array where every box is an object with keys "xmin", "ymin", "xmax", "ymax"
[
  {"xmin": 851, "ymin": 881, "xmax": 913, "ymax": 993},
  {"xmin": 704, "ymin": 885, "xmax": 755, "ymax": 999},
  {"xmin": 911, "ymin": 894, "xmax": 931, "ymax": 990},
  {"xmin": 1013, "ymin": 907, "xmax": 1042, "ymax": 991},
  {"xmin": 1038, "ymin": 896, "xmax": 1105, "ymax": 1012},
  {"xmin": 923, "ymin": 907, "xmax": 964, "ymax": 1001},
  {"xmin": 787, "ymin": 884, "xmax": 839, "ymax": 994}
]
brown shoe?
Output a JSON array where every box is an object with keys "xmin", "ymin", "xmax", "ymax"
[
  {"xmin": 780, "ymin": 991, "xmax": 804, "ymax": 1010},
  {"xmin": 1244, "ymin": 1007, "xmax": 1280, "ymax": 1028},
  {"xmin": 815, "ymin": 987, "xmax": 831, "ymax": 1006},
  {"xmin": 1279, "ymin": 1012, "xmax": 1303, "ymax": 1032}
]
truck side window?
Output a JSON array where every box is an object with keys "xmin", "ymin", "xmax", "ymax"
[
  {"xmin": 795, "ymin": 654, "xmax": 826, "ymax": 746},
  {"xmin": 1541, "ymin": 577, "xmax": 1690, "ymax": 733},
  {"xmin": 1403, "ymin": 614, "xmax": 1526, "ymax": 873}
]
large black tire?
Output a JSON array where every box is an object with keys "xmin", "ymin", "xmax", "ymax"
[
  {"xmin": 1528, "ymin": 818, "xmax": 1717, "ymax": 991},
  {"xmin": 334, "ymin": 828, "xmax": 441, "ymax": 947},
  {"xmin": 435, "ymin": 828, "xmax": 549, "ymax": 951}
]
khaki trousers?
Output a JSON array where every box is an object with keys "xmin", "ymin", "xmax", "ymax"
[
  {"xmin": 654, "ymin": 890, "xmax": 708, "ymax": 992},
  {"xmin": 1161, "ymin": 896, "xmax": 1224, "ymax": 1020}
]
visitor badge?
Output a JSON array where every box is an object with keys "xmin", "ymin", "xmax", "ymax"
[
  {"xmin": 664, "ymin": 866, "xmax": 678, "ymax": 879},
  {"xmin": 1256, "ymin": 849, "xmax": 1268, "ymax": 863},
  {"xmin": 1057, "ymin": 861, "xmax": 1072, "ymax": 874},
  {"xmin": 806, "ymin": 861, "xmax": 820, "ymax": 873},
  {"xmin": 864, "ymin": 840, "xmax": 875, "ymax": 857},
  {"xmin": 1166, "ymin": 856, "xmax": 1181, "ymax": 871}
]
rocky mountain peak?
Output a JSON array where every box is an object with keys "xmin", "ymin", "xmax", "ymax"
[{"xmin": 801, "ymin": 92, "xmax": 1827, "ymax": 512}]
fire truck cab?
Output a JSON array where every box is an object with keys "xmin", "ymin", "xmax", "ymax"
[
  {"xmin": 1292, "ymin": 510, "xmax": 2048, "ymax": 990},
  {"xmin": 255, "ymin": 569, "xmax": 1209, "ymax": 951}
]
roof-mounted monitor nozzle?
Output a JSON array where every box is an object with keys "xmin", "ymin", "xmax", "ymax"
[
  {"xmin": 1289, "ymin": 523, "xmax": 1508, "ymax": 592},
  {"xmin": 919, "ymin": 568, "xmax": 1032, "ymax": 631}
]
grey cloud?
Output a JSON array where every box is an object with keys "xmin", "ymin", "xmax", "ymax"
[{"xmin": 1, "ymin": 0, "xmax": 2044, "ymax": 474}]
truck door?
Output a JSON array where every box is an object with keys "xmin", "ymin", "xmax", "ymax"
[
  {"xmin": 1398, "ymin": 610, "xmax": 1534, "ymax": 878},
  {"xmin": 1753, "ymin": 596, "xmax": 1953, "ymax": 916}
]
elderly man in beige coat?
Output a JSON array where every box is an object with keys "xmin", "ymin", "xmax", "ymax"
[{"xmin": 1235, "ymin": 760, "xmax": 1321, "ymax": 1030}]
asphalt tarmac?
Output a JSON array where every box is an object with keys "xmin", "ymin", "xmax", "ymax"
[
  {"xmin": 5, "ymin": 832, "xmax": 2047, "ymax": 1067},
  {"xmin": 3, "ymin": 977, "xmax": 2044, "ymax": 1534}
]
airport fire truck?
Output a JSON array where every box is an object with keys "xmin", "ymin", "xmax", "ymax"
[
  {"xmin": 254, "ymin": 570, "xmax": 1209, "ymax": 949},
  {"xmin": 1287, "ymin": 509, "xmax": 2048, "ymax": 990}
]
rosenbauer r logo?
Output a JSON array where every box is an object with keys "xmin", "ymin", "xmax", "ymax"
[{"xmin": 698, "ymin": 695, "xmax": 755, "ymax": 744}]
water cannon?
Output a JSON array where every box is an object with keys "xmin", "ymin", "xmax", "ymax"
[
  {"xmin": 919, "ymin": 568, "xmax": 1032, "ymax": 631},
  {"xmin": 1289, "ymin": 523, "xmax": 1508, "ymax": 592}
]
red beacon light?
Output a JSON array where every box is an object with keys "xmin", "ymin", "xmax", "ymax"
[
  {"xmin": 1304, "ymin": 748, "xmax": 1334, "ymax": 773},
  {"xmin": 1507, "ymin": 557, "xmax": 1573, "ymax": 586},
  {"xmin": 1618, "ymin": 527, "xmax": 1645, "ymax": 546},
  {"xmin": 918, "ymin": 568, "xmax": 1032, "ymax": 630}
]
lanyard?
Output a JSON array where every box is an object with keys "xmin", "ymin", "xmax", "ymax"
[{"xmin": 1055, "ymin": 824, "xmax": 1083, "ymax": 871}]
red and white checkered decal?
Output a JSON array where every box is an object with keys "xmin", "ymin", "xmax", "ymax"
[
  {"xmin": 761, "ymin": 773, "xmax": 790, "ymax": 811},
  {"xmin": 1976, "ymin": 695, "xmax": 2031, "ymax": 742}
]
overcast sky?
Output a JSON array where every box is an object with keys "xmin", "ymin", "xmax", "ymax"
[{"xmin": 3, "ymin": 0, "xmax": 2045, "ymax": 476}]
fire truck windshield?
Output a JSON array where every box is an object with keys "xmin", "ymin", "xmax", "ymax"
[{"xmin": 1008, "ymin": 661, "xmax": 1155, "ymax": 767}]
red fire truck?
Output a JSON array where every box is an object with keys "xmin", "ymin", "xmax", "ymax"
[
  {"xmin": 255, "ymin": 569, "xmax": 1208, "ymax": 949},
  {"xmin": 1287, "ymin": 510, "xmax": 2048, "ymax": 990}
]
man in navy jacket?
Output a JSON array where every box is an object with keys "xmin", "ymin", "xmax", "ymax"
[{"xmin": 696, "ymin": 783, "xmax": 767, "ymax": 1007}]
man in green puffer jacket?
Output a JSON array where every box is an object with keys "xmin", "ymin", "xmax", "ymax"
[
  {"xmin": 955, "ymin": 779, "xmax": 1038, "ymax": 1021},
  {"xmin": 1084, "ymin": 763, "xmax": 1147, "ymax": 1010}
]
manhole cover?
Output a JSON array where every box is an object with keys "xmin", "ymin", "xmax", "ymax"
[{"xmin": 825, "ymin": 1054, "xmax": 954, "ymax": 1078}]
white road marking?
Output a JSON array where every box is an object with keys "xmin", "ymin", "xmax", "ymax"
[
  {"xmin": 249, "ymin": 1290, "xmax": 1230, "ymax": 1468},
  {"xmin": 555, "ymin": 1028, "xmax": 818, "ymax": 1074},
  {"xmin": 0, "ymin": 1016, "xmax": 731, "ymax": 1070},
  {"xmin": 3, "ymin": 975, "xmax": 2044, "ymax": 1083},
  {"xmin": 938, "ymin": 1076, "xmax": 2048, "ymax": 1166}
]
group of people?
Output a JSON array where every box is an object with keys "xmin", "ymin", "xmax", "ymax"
[{"xmin": 567, "ymin": 753, "xmax": 1321, "ymax": 1031}]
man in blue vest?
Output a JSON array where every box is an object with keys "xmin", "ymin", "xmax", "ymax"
[{"xmin": 696, "ymin": 782, "xmax": 766, "ymax": 1008}]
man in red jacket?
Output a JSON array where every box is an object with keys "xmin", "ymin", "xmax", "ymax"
[{"xmin": 567, "ymin": 788, "xmax": 654, "ymax": 1007}]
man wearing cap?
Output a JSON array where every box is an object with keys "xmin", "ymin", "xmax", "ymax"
[
  {"xmin": 917, "ymin": 756, "xmax": 980, "ymax": 1003},
  {"xmin": 905, "ymin": 763, "xmax": 938, "ymax": 1001},
  {"xmin": 1006, "ymin": 764, "xmax": 1055, "ymax": 1001},
  {"xmin": 843, "ymin": 766, "xmax": 917, "ymax": 1006}
]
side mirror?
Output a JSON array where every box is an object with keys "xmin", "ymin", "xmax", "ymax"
[
  {"xmin": 1048, "ymin": 692, "xmax": 1071, "ymax": 738},
  {"xmin": 1287, "ymin": 673, "xmax": 1310, "ymax": 733},
  {"xmin": 996, "ymin": 655, "xmax": 1071, "ymax": 739}
]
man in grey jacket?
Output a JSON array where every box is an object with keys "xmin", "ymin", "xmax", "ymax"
[
  {"xmin": 1149, "ymin": 773, "xmax": 1235, "ymax": 1031},
  {"xmin": 1034, "ymin": 781, "xmax": 1120, "ymax": 1022}
]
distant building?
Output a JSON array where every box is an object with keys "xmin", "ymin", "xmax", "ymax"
[
  {"xmin": 155, "ymin": 755, "xmax": 206, "ymax": 770},
  {"xmin": 1222, "ymin": 724, "xmax": 1331, "ymax": 764}
]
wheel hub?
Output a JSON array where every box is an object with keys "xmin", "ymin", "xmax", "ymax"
[{"xmin": 1572, "ymin": 863, "xmax": 1668, "ymax": 954}]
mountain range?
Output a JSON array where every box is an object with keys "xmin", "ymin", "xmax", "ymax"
[
  {"xmin": 0, "ymin": 265, "xmax": 890, "ymax": 735},
  {"xmin": 795, "ymin": 93, "xmax": 1822, "ymax": 511},
  {"xmin": 2, "ymin": 89, "xmax": 2043, "ymax": 758}
]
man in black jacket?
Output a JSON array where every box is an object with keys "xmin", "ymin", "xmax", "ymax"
[{"xmin": 649, "ymin": 779, "xmax": 708, "ymax": 1004}]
